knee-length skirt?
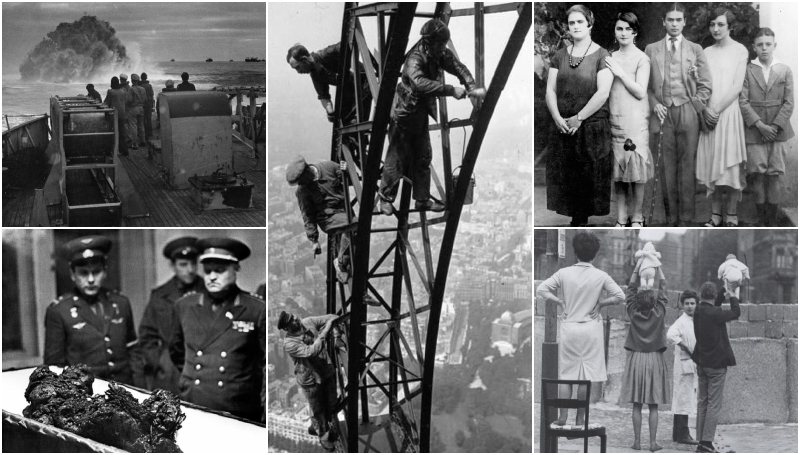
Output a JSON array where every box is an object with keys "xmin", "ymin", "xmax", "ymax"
[
  {"xmin": 620, "ymin": 350, "xmax": 671, "ymax": 405},
  {"xmin": 559, "ymin": 318, "xmax": 607, "ymax": 382}
]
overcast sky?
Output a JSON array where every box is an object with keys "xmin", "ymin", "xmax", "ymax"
[
  {"xmin": 2, "ymin": 2, "xmax": 266, "ymax": 70},
  {"xmin": 268, "ymin": 2, "xmax": 532, "ymax": 165}
]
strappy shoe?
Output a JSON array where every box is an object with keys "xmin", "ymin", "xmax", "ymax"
[
  {"xmin": 704, "ymin": 213, "xmax": 723, "ymax": 227},
  {"xmin": 725, "ymin": 213, "xmax": 738, "ymax": 227},
  {"xmin": 615, "ymin": 221, "xmax": 625, "ymax": 227},
  {"xmin": 631, "ymin": 219, "xmax": 644, "ymax": 228}
]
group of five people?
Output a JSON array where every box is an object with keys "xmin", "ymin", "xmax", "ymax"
[
  {"xmin": 545, "ymin": 3, "xmax": 794, "ymax": 227},
  {"xmin": 537, "ymin": 232, "xmax": 741, "ymax": 453}
]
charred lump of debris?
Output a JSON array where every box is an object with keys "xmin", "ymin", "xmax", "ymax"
[{"xmin": 23, "ymin": 365, "xmax": 185, "ymax": 453}]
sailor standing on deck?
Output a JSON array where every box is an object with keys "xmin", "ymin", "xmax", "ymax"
[
  {"xmin": 127, "ymin": 73, "xmax": 147, "ymax": 150},
  {"xmin": 104, "ymin": 76, "xmax": 129, "ymax": 156},
  {"xmin": 138, "ymin": 237, "xmax": 204, "ymax": 394},
  {"xmin": 140, "ymin": 72, "xmax": 155, "ymax": 139},
  {"xmin": 44, "ymin": 235, "xmax": 139, "ymax": 386},
  {"xmin": 169, "ymin": 238, "xmax": 266, "ymax": 421}
]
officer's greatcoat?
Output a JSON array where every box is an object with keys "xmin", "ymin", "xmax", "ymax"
[
  {"xmin": 44, "ymin": 288, "xmax": 138, "ymax": 384},
  {"xmin": 170, "ymin": 287, "xmax": 266, "ymax": 421}
]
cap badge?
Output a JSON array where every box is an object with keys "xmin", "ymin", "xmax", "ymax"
[
  {"xmin": 82, "ymin": 249, "xmax": 95, "ymax": 258},
  {"xmin": 81, "ymin": 238, "xmax": 93, "ymax": 245},
  {"xmin": 225, "ymin": 311, "xmax": 233, "ymax": 320}
]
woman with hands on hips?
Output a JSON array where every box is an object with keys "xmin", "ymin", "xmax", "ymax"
[
  {"xmin": 620, "ymin": 261, "xmax": 672, "ymax": 452},
  {"xmin": 536, "ymin": 232, "xmax": 624, "ymax": 427},
  {"xmin": 544, "ymin": 4, "xmax": 614, "ymax": 227}
]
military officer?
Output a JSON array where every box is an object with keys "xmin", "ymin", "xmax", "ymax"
[
  {"xmin": 169, "ymin": 237, "xmax": 266, "ymax": 421},
  {"xmin": 44, "ymin": 235, "xmax": 138, "ymax": 385},
  {"xmin": 138, "ymin": 237, "xmax": 204, "ymax": 393}
]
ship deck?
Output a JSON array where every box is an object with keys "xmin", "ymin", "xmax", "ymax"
[{"xmin": 2, "ymin": 137, "xmax": 266, "ymax": 227}]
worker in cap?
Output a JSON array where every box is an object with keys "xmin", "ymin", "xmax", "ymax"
[
  {"xmin": 286, "ymin": 41, "xmax": 372, "ymax": 160},
  {"xmin": 278, "ymin": 310, "xmax": 341, "ymax": 450},
  {"xmin": 157, "ymin": 80, "xmax": 178, "ymax": 127},
  {"xmin": 377, "ymin": 18, "xmax": 483, "ymax": 215},
  {"xmin": 169, "ymin": 237, "xmax": 265, "ymax": 421},
  {"xmin": 287, "ymin": 156, "xmax": 379, "ymax": 306},
  {"xmin": 138, "ymin": 237, "xmax": 204, "ymax": 393},
  {"xmin": 44, "ymin": 235, "xmax": 139, "ymax": 386}
]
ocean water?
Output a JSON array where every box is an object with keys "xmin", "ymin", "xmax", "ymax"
[{"xmin": 2, "ymin": 61, "xmax": 265, "ymax": 127}]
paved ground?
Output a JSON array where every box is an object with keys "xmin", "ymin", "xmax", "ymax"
[
  {"xmin": 533, "ymin": 186, "xmax": 798, "ymax": 227},
  {"xmin": 534, "ymin": 403, "xmax": 798, "ymax": 453}
]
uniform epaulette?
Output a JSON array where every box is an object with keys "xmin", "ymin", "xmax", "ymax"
[
  {"xmin": 249, "ymin": 291, "xmax": 265, "ymax": 300},
  {"xmin": 181, "ymin": 290, "xmax": 199, "ymax": 298},
  {"xmin": 49, "ymin": 293, "xmax": 75, "ymax": 307}
]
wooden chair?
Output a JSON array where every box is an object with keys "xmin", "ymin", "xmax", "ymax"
[{"xmin": 541, "ymin": 378, "xmax": 606, "ymax": 453}]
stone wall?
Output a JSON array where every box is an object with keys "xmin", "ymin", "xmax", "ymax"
[{"xmin": 534, "ymin": 297, "xmax": 799, "ymax": 424}]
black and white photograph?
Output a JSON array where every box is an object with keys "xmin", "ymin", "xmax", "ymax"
[
  {"xmin": 534, "ymin": 2, "xmax": 798, "ymax": 227},
  {"xmin": 534, "ymin": 229, "xmax": 798, "ymax": 453},
  {"xmin": 1, "ymin": 2, "xmax": 266, "ymax": 227},
  {"xmin": 267, "ymin": 2, "xmax": 532, "ymax": 452},
  {"xmin": 2, "ymin": 229, "xmax": 266, "ymax": 452}
]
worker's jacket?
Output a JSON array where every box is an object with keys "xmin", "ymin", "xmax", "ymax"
[
  {"xmin": 295, "ymin": 161, "xmax": 348, "ymax": 243},
  {"xmin": 393, "ymin": 40, "xmax": 476, "ymax": 123},
  {"xmin": 283, "ymin": 315, "xmax": 337, "ymax": 388}
]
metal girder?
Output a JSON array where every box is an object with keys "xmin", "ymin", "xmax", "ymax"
[
  {"xmin": 418, "ymin": 3, "xmax": 531, "ymax": 452},
  {"xmin": 345, "ymin": 3, "xmax": 418, "ymax": 452}
]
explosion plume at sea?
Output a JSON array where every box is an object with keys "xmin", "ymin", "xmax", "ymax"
[{"xmin": 19, "ymin": 15, "xmax": 139, "ymax": 83}]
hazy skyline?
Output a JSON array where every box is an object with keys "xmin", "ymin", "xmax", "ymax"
[{"xmin": 2, "ymin": 2, "xmax": 266, "ymax": 72}]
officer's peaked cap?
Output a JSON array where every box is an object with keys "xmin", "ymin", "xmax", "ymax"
[
  {"xmin": 64, "ymin": 235, "xmax": 112, "ymax": 264},
  {"xmin": 163, "ymin": 237, "xmax": 199, "ymax": 260},
  {"xmin": 197, "ymin": 238, "xmax": 250, "ymax": 263},
  {"xmin": 285, "ymin": 156, "xmax": 309, "ymax": 186}
]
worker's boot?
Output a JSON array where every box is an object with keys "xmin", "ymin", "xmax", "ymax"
[
  {"xmin": 379, "ymin": 199, "xmax": 394, "ymax": 216},
  {"xmin": 415, "ymin": 199, "xmax": 445, "ymax": 212}
]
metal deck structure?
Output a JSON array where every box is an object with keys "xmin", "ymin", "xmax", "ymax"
[{"xmin": 323, "ymin": 2, "xmax": 530, "ymax": 452}]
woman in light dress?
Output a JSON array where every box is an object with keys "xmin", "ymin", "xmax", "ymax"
[
  {"xmin": 536, "ymin": 232, "xmax": 624, "ymax": 426},
  {"xmin": 696, "ymin": 8, "xmax": 749, "ymax": 227},
  {"xmin": 605, "ymin": 12, "xmax": 652, "ymax": 227}
]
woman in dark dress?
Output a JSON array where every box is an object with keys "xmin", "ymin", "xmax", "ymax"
[{"xmin": 545, "ymin": 4, "xmax": 614, "ymax": 226}]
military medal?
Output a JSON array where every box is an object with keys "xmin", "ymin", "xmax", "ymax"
[{"xmin": 70, "ymin": 307, "xmax": 78, "ymax": 318}]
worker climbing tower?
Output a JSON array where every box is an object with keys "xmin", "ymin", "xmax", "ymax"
[{"xmin": 324, "ymin": 2, "xmax": 530, "ymax": 452}]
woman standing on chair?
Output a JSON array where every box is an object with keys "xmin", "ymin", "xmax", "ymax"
[
  {"xmin": 696, "ymin": 8, "xmax": 749, "ymax": 227},
  {"xmin": 545, "ymin": 4, "xmax": 614, "ymax": 227},
  {"xmin": 620, "ymin": 262, "xmax": 672, "ymax": 452},
  {"xmin": 537, "ymin": 232, "xmax": 624, "ymax": 426},
  {"xmin": 606, "ymin": 11, "xmax": 652, "ymax": 227}
]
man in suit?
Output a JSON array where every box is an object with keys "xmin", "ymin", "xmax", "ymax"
[
  {"xmin": 169, "ymin": 237, "xmax": 266, "ymax": 421},
  {"xmin": 138, "ymin": 237, "xmax": 204, "ymax": 393},
  {"xmin": 692, "ymin": 281, "xmax": 740, "ymax": 453},
  {"xmin": 44, "ymin": 235, "xmax": 138, "ymax": 385},
  {"xmin": 645, "ymin": 3, "xmax": 713, "ymax": 227}
]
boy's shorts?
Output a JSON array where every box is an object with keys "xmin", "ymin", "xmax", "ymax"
[{"xmin": 747, "ymin": 140, "xmax": 788, "ymax": 175}]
